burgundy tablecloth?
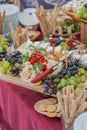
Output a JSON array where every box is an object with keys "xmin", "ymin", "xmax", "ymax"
[{"xmin": 0, "ymin": 80, "xmax": 62, "ymax": 130}]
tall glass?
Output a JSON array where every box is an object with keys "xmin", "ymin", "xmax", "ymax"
[{"xmin": 61, "ymin": 115, "xmax": 75, "ymax": 130}]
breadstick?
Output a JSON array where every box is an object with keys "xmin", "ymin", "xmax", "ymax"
[
  {"xmin": 75, "ymin": 102, "xmax": 87, "ymax": 117},
  {"xmin": 21, "ymin": 31, "xmax": 27, "ymax": 41},
  {"xmin": 40, "ymin": 5, "xmax": 46, "ymax": 16},
  {"xmin": 52, "ymin": 23, "xmax": 56, "ymax": 34},
  {"xmin": 62, "ymin": 7, "xmax": 75, "ymax": 18},
  {"xmin": 16, "ymin": 33, "xmax": 21, "ymax": 47},
  {"xmin": 36, "ymin": 8, "xmax": 49, "ymax": 36},
  {"xmin": 20, "ymin": 33, "xmax": 26, "ymax": 44},
  {"xmin": 46, "ymin": 11, "xmax": 52, "ymax": 22},
  {"xmin": 64, "ymin": 95, "xmax": 69, "ymax": 118},
  {"xmin": 51, "ymin": 6, "xmax": 61, "ymax": 24},
  {"xmin": 62, "ymin": 87, "xmax": 67, "ymax": 95},
  {"xmin": 39, "ymin": 6, "xmax": 50, "ymax": 31},
  {"xmin": 1, "ymin": 11, "xmax": 6, "ymax": 23},
  {"xmin": 50, "ymin": 6, "xmax": 61, "ymax": 33},
  {"xmin": 36, "ymin": 12, "xmax": 47, "ymax": 36},
  {"xmin": 40, "ymin": 12, "xmax": 49, "ymax": 30},
  {"xmin": 52, "ymin": 4, "xmax": 58, "ymax": 16},
  {"xmin": 39, "ymin": 13, "xmax": 49, "ymax": 36},
  {"xmin": 81, "ymin": 19, "xmax": 87, "ymax": 24},
  {"xmin": 16, "ymin": 26, "xmax": 22, "ymax": 33},
  {"xmin": 57, "ymin": 91, "xmax": 65, "ymax": 116},
  {"xmin": 70, "ymin": 100, "xmax": 76, "ymax": 118},
  {"xmin": 76, "ymin": 96, "xmax": 83, "ymax": 110},
  {"xmin": 0, "ymin": 12, "xmax": 3, "ymax": 33},
  {"xmin": 0, "ymin": 13, "xmax": 1, "ymax": 23},
  {"xmin": 75, "ymin": 89, "xmax": 83, "ymax": 98},
  {"xmin": 82, "ymin": 90, "xmax": 87, "ymax": 101}
]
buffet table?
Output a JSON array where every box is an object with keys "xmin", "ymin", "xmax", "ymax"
[
  {"xmin": 0, "ymin": 80, "xmax": 62, "ymax": 130},
  {"xmin": 0, "ymin": 28, "xmax": 82, "ymax": 130}
]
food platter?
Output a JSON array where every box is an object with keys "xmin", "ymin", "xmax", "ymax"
[
  {"xmin": 34, "ymin": 98, "xmax": 60, "ymax": 118},
  {"xmin": 0, "ymin": 36, "xmax": 87, "ymax": 97}
]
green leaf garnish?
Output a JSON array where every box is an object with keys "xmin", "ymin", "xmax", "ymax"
[
  {"xmin": 38, "ymin": 47, "xmax": 46, "ymax": 52},
  {"xmin": 21, "ymin": 52, "xmax": 29, "ymax": 62},
  {"xmin": 33, "ymin": 63, "xmax": 43, "ymax": 71},
  {"xmin": 29, "ymin": 45, "xmax": 37, "ymax": 52},
  {"xmin": 44, "ymin": 36, "xmax": 50, "ymax": 42}
]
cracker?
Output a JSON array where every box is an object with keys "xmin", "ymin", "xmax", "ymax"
[
  {"xmin": 47, "ymin": 98, "xmax": 57, "ymax": 104},
  {"xmin": 38, "ymin": 104, "xmax": 47, "ymax": 112},
  {"xmin": 47, "ymin": 105, "xmax": 57, "ymax": 113},
  {"xmin": 46, "ymin": 112, "xmax": 58, "ymax": 118},
  {"xmin": 56, "ymin": 104, "xmax": 60, "ymax": 112}
]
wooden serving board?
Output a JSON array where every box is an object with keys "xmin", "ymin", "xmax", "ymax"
[
  {"xmin": 0, "ymin": 72, "xmax": 56, "ymax": 97},
  {"xmin": 0, "ymin": 72, "xmax": 87, "ymax": 97}
]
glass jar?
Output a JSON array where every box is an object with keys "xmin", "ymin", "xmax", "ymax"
[{"xmin": 61, "ymin": 115, "xmax": 75, "ymax": 130}]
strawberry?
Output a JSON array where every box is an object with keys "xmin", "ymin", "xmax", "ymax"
[{"xmin": 43, "ymin": 64, "xmax": 47, "ymax": 71}]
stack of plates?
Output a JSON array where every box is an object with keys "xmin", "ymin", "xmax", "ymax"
[
  {"xmin": 19, "ymin": 8, "xmax": 39, "ymax": 30},
  {"xmin": 0, "ymin": 4, "xmax": 19, "ymax": 33},
  {"xmin": 74, "ymin": 112, "xmax": 87, "ymax": 130}
]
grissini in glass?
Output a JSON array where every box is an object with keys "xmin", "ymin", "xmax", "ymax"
[{"xmin": 57, "ymin": 86, "xmax": 87, "ymax": 130}]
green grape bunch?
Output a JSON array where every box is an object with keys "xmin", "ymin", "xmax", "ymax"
[{"xmin": 76, "ymin": 5, "xmax": 87, "ymax": 20}]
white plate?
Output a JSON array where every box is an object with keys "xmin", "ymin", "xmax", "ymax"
[
  {"xmin": 74, "ymin": 112, "xmax": 87, "ymax": 130},
  {"xmin": 34, "ymin": 99, "xmax": 49, "ymax": 115},
  {"xmin": 0, "ymin": 4, "xmax": 19, "ymax": 16},
  {"xmin": 0, "ymin": 4, "xmax": 19, "ymax": 33},
  {"xmin": 34, "ymin": 98, "xmax": 60, "ymax": 118},
  {"xmin": 19, "ymin": 8, "xmax": 39, "ymax": 30}
]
